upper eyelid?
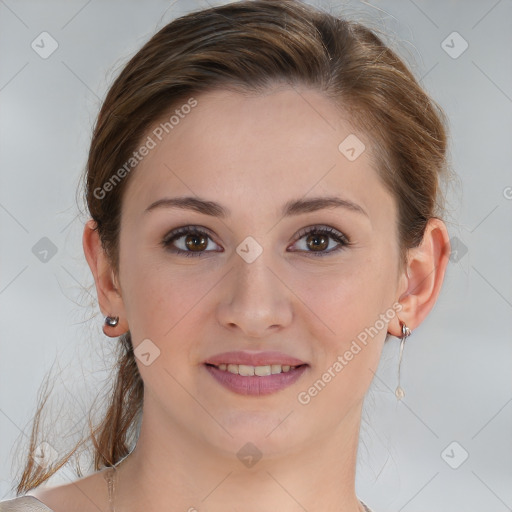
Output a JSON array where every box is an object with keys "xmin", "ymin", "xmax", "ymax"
[
  {"xmin": 162, "ymin": 225, "xmax": 217, "ymax": 245},
  {"xmin": 295, "ymin": 225, "xmax": 349, "ymax": 243}
]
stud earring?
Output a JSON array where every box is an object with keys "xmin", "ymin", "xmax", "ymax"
[
  {"xmin": 104, "ymin": 315, "xmax": 119, "ymax": 327},
  {"xmin": 395, "ymin": 319, "xmax": 411, "ymax": 400}
]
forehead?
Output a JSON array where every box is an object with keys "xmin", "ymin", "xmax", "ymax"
[{"xmin": 122, "ymin": 86, "xmax": 395, "ymax": 225}]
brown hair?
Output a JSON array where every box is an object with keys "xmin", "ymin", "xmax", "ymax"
[{"xmin": 15, "ymin": 0, "xmax": 453, "ymax": 495}]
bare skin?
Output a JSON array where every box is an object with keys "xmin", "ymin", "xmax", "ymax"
[{"xmin": 29, "ymin": 85, "xmax": 450, "ymax": 512}]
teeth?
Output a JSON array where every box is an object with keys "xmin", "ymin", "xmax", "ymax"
[{"xmin": 216, "ymin": 363, "xmax": 296, "ymax": 375}]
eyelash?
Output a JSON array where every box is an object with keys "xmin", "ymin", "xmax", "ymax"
[{"xmin": 161, "ymin": 225, "xmax": 352, "ymax": 258}]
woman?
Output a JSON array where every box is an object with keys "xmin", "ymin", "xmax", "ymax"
[{"xmin": 1, "ymin": 0, "xmax": 452, "ymax": 511}]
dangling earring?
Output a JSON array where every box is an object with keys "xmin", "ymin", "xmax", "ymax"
[
  {"xmin": 395, "ymin": 319, "xmax": 411, "ymax": 400},
  {"xmin": 104, "ymin": 315, "xmax": 119, "ymax": 327}
]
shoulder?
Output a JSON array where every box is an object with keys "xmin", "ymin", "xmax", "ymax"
[{"xmin": 0, "ymin": 496, "xmax": 55, "ymax": 512}]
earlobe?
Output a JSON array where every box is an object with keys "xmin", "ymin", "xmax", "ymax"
[{"xmin": 389, "ymin": 218, "xmax": 451, "ymax": 336}]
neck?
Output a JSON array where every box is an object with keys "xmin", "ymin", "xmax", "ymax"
[{"xmin": 112, "ymin": 397, "xmax": 366, "ymax": 512}]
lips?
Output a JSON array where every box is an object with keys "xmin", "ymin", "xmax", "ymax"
[
  {"xmin": 205, "ymin": 363, "xmax": 308, "ymax": 396},
  {"xmin": 204, "ymin": 350, "xmax": 308, "ymax": 367}
]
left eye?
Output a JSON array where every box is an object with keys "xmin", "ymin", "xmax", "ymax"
[
  {"xmin": 162, "ymin": 225, "xmax": 351, "ymax": 257},
  {"xmin": 290, "ymin": 225, "xmax": 350, "ymax": 256}
]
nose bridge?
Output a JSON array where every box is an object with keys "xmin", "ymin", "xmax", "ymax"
[
  {"xmin": 235, "ymin": 244, "xmax": 273, "ymax": 295},
  {"xmin": 233, "ymin": 231, "xmax": 276, "ymax": 292},
  {"xmin": 233, "ymin": 241, "xmax": 280, "ymax": 308}
]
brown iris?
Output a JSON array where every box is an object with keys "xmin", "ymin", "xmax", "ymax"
[
  {"xmin": 306, "ymin": 233, "xmax": 329, "ymax": 252},
  {"xmin": 185, "ymin": 233, "xmax": 208, "ymax": 252}
]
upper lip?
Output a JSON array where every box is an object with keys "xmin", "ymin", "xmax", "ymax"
[{"xmin": 204, "ymin": 351, "xmax": 307, "ymax": 367}]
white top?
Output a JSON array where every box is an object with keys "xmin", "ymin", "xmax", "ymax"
[
  {"xmin": 0, "ymin": 497, "xmax": 53, "ymax": 511},
  {"xmin": 0, "ymin": 495, "xmax": 375, "ymax": 511}
]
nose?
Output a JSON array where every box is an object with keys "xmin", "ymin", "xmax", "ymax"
[{"xmin": 216, "ymin": 250, "xmax": 293, "ymax": 338}]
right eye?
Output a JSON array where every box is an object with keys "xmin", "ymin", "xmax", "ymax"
[{"xmin": 161, "ymin": 226, "xmax": 222, "ymax": 257}]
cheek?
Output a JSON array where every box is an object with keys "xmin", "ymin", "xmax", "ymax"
[
  {"xmin": 123, "ymin": 267, "xmax": 200, "ymax": 341},
  {"xmin": 290, "ymin": 253, "xmax": 395, "ymax": 403},
  {"xmin": 119, "ymin": 263, "xmax": 209, "ymax": 392},
  {"xmin": 293, "ymin": 266, "xmax": 389, "ymax": 411},
  {"xmin": 120, "ymin": 244, "xmax": 227, "ymax": 362},
  {"xmin": 294, "ymin": 254, "xmax": 392, "ymax": 338}
]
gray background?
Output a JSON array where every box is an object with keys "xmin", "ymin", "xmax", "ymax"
[{"xmin": 1, "ymin": 1, "xmax": 511, "ymax": 511}]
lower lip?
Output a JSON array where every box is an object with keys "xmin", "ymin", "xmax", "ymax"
[{"xmin": 204, "ymin": 364, "xmax": 308, "ymax": 396}]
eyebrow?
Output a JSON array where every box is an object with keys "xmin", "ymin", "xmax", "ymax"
[{"xmin": 144, "ymin": 195, "xmax": 368, "ymax": 218}]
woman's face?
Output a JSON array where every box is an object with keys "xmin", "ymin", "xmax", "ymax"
[{"xmin": 115, "ymin": 85, "xmax": 406, "ymax": 456}]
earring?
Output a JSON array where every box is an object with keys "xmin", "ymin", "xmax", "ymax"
[
  {"xmin": 104, "ymin": 315, "xmax": 119, "ymax": 327},
  {"xmin": 395, "ymin": 320, "xmax": 411, "ymax": 400}
]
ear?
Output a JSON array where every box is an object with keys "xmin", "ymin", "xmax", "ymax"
[
  {"xmin": 82, "ymin": 219, "xmax": 129, "ymax": 337},
  {"xmin": 388, "ymin": 217, "xmax": 451, "ymax": 337}
]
